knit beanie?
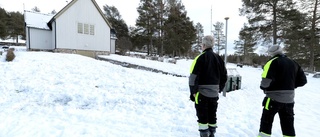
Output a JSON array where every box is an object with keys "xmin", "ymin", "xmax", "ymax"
[{"xmin": 268, "ymin": 45, "xmax": 283, "ymax": 56}]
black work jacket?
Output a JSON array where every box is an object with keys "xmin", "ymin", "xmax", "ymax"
[
  {"xmin": 189, "ymin": 48, "xmax": 227, "ymax": 94},
  {"xmin": 261, "ymin": 54, "xmax": 307, "ymax": 91}
]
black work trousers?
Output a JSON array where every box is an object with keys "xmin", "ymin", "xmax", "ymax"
[
  {"xmin": 259, "ymin": 97, "xmax": 295, "ymax": 136},
  {"xmin": 195, "ymin": 93, "xmax": 219, "ymax": 126}
]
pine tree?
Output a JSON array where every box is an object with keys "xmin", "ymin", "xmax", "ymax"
[
  {"xmin": 195, "ymin": 22, "xmax": 204, "ymax": 52},
  {"xmin": 51, "ymin": 10, "xmax": 57, "ymax": 15},
  {"xmin": 136, "ymin": 0, "xmax": 158, "ymax": 55},
  {"xmin": 32, "ymin": 6, "xmax": 41, "ymax": 12},
  {"xmin": 212, "ymin": 21, "xmax": 225, "ymax": 55},
  {"xmin": 152, "ymin": 0, "xmax": 168, "ymax": 56},
  {"xmin": 103, "ymin": 4, "xmax": 130, "ymax": 54},
  {"xmin": 0, "ymin": 7, "xmax": 8, "ymax": 39},
  {"xmin": 163, "ymin": 0, "xmax": 196, "ymax": 56},
  {"xmin": 7, "ymin": 11, "xmax": 25, "ymax": 43},
  {"xmin": 234, "ymin": 24, "xmax": 257, "ymax": 65},
  {"xmin": 103, "ymin": 5, "xmax": 129, "ymax": 38},
  {"xmin": 299, "ymin": 0, "xmax": 320, "ymax": 71},
  {"xmin": 281, "ymin": 9, "xmax": 308, "ymax": 59},
  {"xmin": 129, "ymin": 26, "xmax": 146, "ymax": 50},
  {"xmin": 117, "ymin": 37, "xmax": 133, "ymax": 55},
  {"xmin": 240, "ymin": 0, "xmax": 296, "ymax": 47}
]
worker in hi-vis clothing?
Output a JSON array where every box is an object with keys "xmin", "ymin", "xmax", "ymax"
[
  {"xmin": 258, "ymin": 45, "xmax": 307, "ymax": 137},
  {"xmin": 189, "ymin": 35, "xmax": 227, "ymax": 137}
]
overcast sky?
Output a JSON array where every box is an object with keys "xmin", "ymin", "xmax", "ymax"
[{"xmin": 0, "ymin": 0, "xmax": 247, "ymax": 54}]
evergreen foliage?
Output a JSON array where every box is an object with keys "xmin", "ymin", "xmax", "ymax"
[
  {"xmin": 239, "ymin": 0, "xmax": 320, "ymax": 71},
  {"xmin": 0, "ymin": 7, "xmax": 8, "ymax": 39},
  {"xmin": 194, "ymin": 22, "xmax": 204, "ymax": 53},
  {"xmin": 31, "ymin": 6, "xmax": 41, "ymax": 12},
  {"xmin": 0, "ymin": 7, "xmax": 25, "ymax": 42},
  {"xmin": 212, "ymin": 21, "xmax": 225, "ymax": 54},
  {"xmin": 7, "ymin": 11, "xmax": 25, "ymax": 42},
  {"xmin": 103, "ymin": 5, "xmax": 130, "ymax": 54},
  {"xmin": 234, "ymin": 24, "xmax": 257, "ymax": 64},
  {"xmin": 163, "ymin": 0, "xmax": 196, "ymax": 56},
  {"xmin": 1, "ymin": 1, "xmax": 319, "ymax": 71},
  {"xmin": 117, "ymin": 37, "xmax": 133, "ymax": 55},
  {"xmin": 135, "ymin": 0, "xmax": 158, "ymax": 55}
]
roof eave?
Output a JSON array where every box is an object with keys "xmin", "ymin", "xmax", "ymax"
[
  {"xmin": 48, "ymin": 0, "xmax": 78, "ymax": 27},
  {"xmin": 91, "ymin": 0, "xmax": 112, "ymax": 28},
  {"xmin": 46, "ymin": 0, "xmax": 112, "ymax": 30}
]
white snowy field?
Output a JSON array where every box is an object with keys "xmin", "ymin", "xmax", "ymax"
[{"xmin": 0, "ymin": 48, "xmax": 319, "ymax": 137}]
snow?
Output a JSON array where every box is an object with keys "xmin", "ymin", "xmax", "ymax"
[
  {"xmin": 0, "ymin": 39, "xmax": 25, "ymax": 44},
  {"xmin": 99, "ymin": 54, "xmax": 190, "ymax": 77},
  {"xmin": 24, "ymin": 10, "xmax": 54, "ymax": 30},
  {"xmin": 0, "ymin": 47, "xmax": 319, "ymax": 137}
]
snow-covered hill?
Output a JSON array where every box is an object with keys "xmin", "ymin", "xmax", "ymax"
[{"xmin": 0, "ymin": 50, "xmax": 318, "ymax": 137}]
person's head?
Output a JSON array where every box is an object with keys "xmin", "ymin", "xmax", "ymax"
[
  {"xmin": 201, "ymin": 35, "xmax": 214, "ymax": 51},
  {"xmin": 268, "ymin": 44, "xmax": 283, "ymax": 56}
]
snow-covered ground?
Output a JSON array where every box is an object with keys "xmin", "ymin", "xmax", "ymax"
[
  {"xmin": 0, "ymin": 37, "xmax": 26, "ymax": 44},
  {"xmin": 0, "ymin": 48, "xmax": 319, "ymax": 137}
]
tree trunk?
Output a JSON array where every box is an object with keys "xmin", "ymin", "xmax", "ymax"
[
  {"xmin": 272, "ymin": 2, "xmax": 278, "ymax": 46},
  {"xmin": 16, "ymin": 35, "xmax": 19, "ymax": 44},
  {"xmin": 310, "ymin": 0, "xmax": 318, "ymax": 71}
]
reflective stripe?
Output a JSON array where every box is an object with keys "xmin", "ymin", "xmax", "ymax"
[
  {"xmin": 265, "ymin": 98, "xmax": 271, "ymax": 110},
  {"xmin": 258, "ymin": 132, "xmax": 271, "ymax": 137},
  {"xmin": 195, "ymin": 92, "xmax": 200, "ymax": 104},
  {"xmin": 198, "ymin": 123, "xmax": 208, "ymax": 130},
  {"xmin": 208, "ymin": 123, "xmax": 217, "ymax": 127},
  {"xmin": 262, "ymin": 57, "xmax": 278, "ymax": 78},
  {"xmin": 190, "ymin": 52, "xmax": 205, "ymax": 73}
]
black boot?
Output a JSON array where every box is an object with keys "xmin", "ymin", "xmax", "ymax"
[
  {"xmin": 199, "ymin": 129, "xmax": 210, "ymax": 137},
  {"xmin": 209, "ymin": 126, "xmax": 216, "ymax": 137}
]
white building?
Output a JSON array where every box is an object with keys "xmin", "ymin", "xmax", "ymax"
[{"xmin": 25, "ymin": 0, "xmax": 116, "ymax": 58}]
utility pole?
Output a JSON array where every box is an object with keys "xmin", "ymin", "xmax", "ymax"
[
  {"xmin": 224, "ymin": 17, "xmax": 229, "ymax": 64},
  {"xmin": 211, "ymin": 5, "xmax": 212, "ymax": 36}
]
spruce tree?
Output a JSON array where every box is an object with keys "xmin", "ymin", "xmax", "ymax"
[
  {"xmin": 299, "ymin": 0, "xmax": 320, "ymax": 71},
  {"xmin": 234, "ymin": 24, "xmax": 257, "ymax": 65},
  {"xmin": 163, "ymin": 0, "xmax": 196, "ymax": 56},
  {"xmin": 103, "ymin": 4, "xmax": 130, "ymax": 54},
  {"xmin": 0, "ymin": 8, "xmax": 8, "ymax": 39},
  {"xmin": 136, "ymin": 0, "xmax": 157, "ymax": 55},
  {"xmin": 7, "ymin": 11, "xmax": 24, "ymax": 43},
  {"xmin": 103, "ymin": 5, "xmax": 129, "ymax": 38},
  {"xmin": 195, "ymin": 22, "xmax": 204, "ymax": 52},
  {"xmin": 32, "ymin": 6, "xmax": 41, "ymax": 12},
  {"xmin": 240, "ymin": 0, "xmax": 296, "ymax": 47}
]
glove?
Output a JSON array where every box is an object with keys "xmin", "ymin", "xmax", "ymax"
[
  {"xmin": 189, "ymin": 85, "xmax": 195, "ymax": 102},
  {"xmin": 190, "ymin": 94, "xmax": 195, "ymax": 102},
  {"xmin": 219, "ymin": 84, "xmax": 225, "ymax": 93}
]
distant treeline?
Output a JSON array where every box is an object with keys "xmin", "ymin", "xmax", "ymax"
[{"xmin": 0, "ymin": 7, "xmax": 25, "ymax": 44}]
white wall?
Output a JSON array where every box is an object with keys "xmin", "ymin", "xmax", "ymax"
[
  {"xmin": 29, "ymin": 28, "xmax": 53, "ymax": 50},
  {"xmin": 111, "ymin": 38, "xmax": 116, "ymax": 54},
  {"xmin": 51, "ymin": 21, "xmax": 56, "ymax": 49},
  {"xmin": 26, "ymin": 27, "xmax": 29, "ymax": 49},
  {"xmin": 55, "ymin": 0, "xmax": 111, "ymax": 52}
]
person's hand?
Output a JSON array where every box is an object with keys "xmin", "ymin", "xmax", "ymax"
[
  {"xmin": 219, "ymin": 85, "xmax": 225, "ymax": 93},
  {"xmin": 190, "ymin": 94, "xmax": 195, "ymax": 102}
]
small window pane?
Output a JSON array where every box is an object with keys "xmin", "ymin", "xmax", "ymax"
[
  {"xmin": 77, "ymin": 23, "xmax": 83, "ymax": 33},
  {"xmin": 90, "ymin": 25, "xmax": 94, "ymax": 35},
  {"xmin": 84, "ymin": 24, "xmax": 89, "ymax": 34}
]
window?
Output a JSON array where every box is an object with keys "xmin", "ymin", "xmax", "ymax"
[
  {"xmin": 78, "ymin": 22, "xmax": 94, "ymax": 35},
  {"xmin": 90, "ymin": 25, "xmax": 95, "ymax": 35},
  {"xmin": 77, "ymin": 23, "xmax": 83, "ymax": 33},
  {"xmin": 84, "ymin": 24, "xmax": 89, "ymax": 34}
]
